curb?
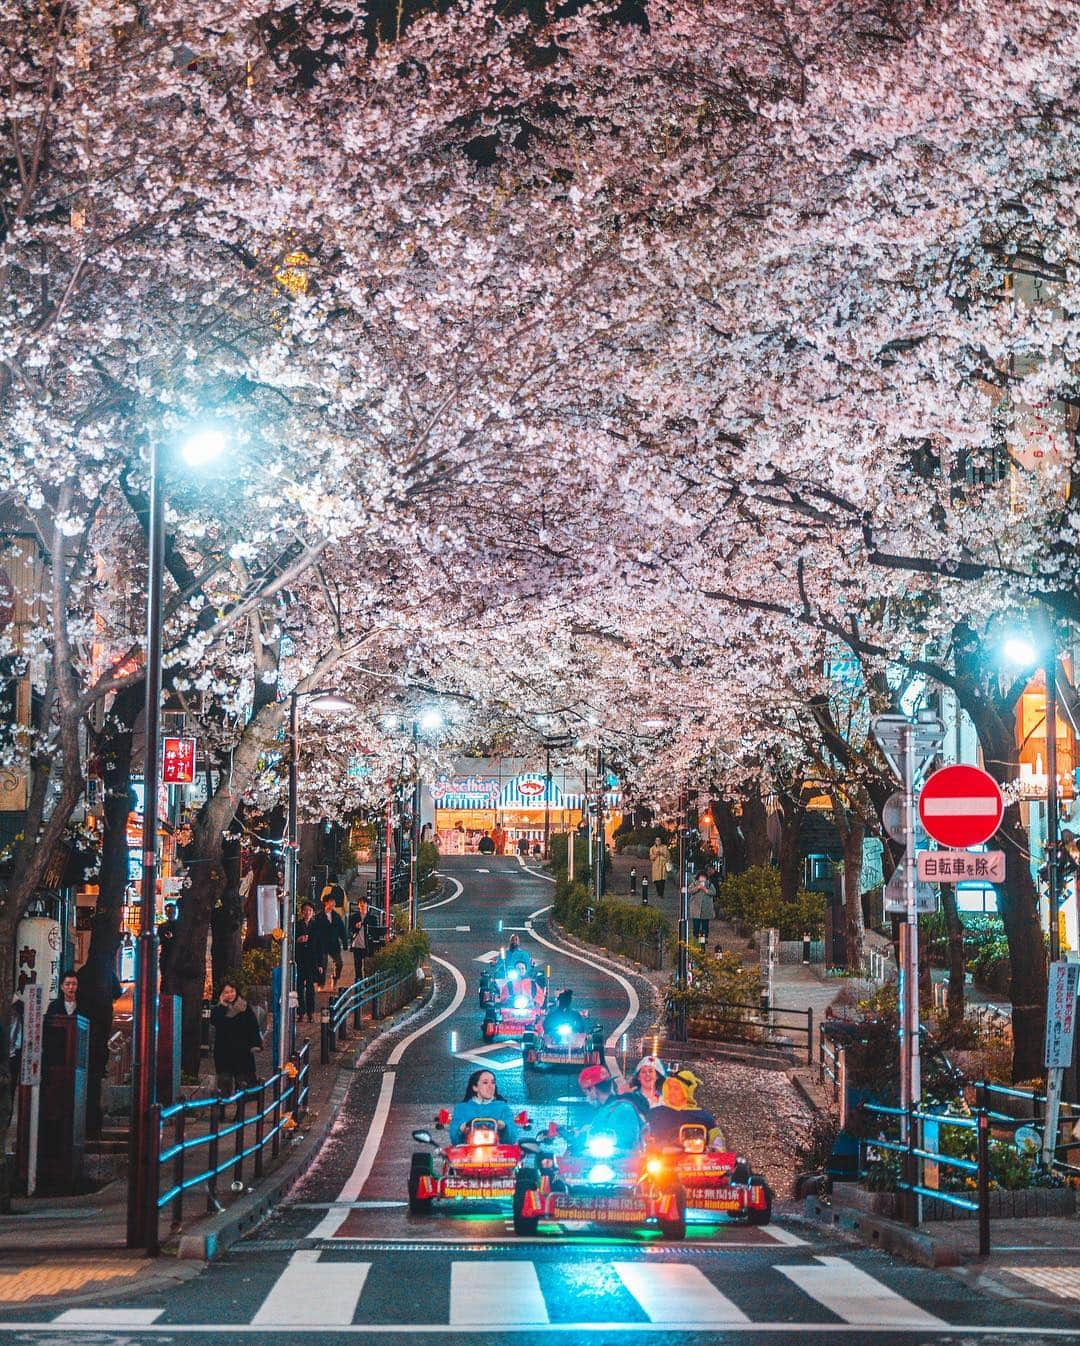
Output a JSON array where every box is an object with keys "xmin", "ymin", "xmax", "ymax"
[
  {"xmin": 801, "ymin": 1194, "xmax": 962, "ymax": 1268},
  {"xmin": 175, "ymin": 977, "xmax": 435, "ymax": 1260}
]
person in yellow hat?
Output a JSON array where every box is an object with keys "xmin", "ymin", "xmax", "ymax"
[{"xmin": 647, "ymin": 1067, "xmax": 723, "ymax": 1147}]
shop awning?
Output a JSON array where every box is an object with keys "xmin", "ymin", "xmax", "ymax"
[{"xmin": 499, "ymin": 775, "xmax": 565, "ymax": 809}]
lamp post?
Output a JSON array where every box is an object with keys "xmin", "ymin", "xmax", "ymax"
[
  {"xmin": 128, "ymin": 428, "xmax": 227, "ymax": 1250},
  {"xmin": 278, "ymin": 689, "xmax": 353, "ymax": 1069}
]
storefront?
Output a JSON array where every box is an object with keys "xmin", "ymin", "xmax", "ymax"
[{"xmin": 433, "ymin": 759, "xmax": 621, "ymax": 854}]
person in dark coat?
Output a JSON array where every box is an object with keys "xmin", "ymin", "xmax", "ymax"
[
  {"xmin": 158, "ymin": 903, "xmax": 179, "ymax": 976},
  {"xmin": 209, "ymin": 979, "xmax": 261, "ymax": 1093},
  {"xmin": 45, "ymin": 970, "xmax": 81, "ymax": 1023},
  {"xmin": 294, "ymin": 900, "xmax": 323, "ymax": 1023},
  {"xmin": 314, "ymin": 889, "xmax": 347, "ymax": 989},
  {"xmin": 347, "ymin": 896, "xmax": 378, "ymax": 984}
]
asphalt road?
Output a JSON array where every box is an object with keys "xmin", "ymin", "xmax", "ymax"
[{"xmin": 2, "ymin": 857, "xmax": 1077, "ymax": 1344}]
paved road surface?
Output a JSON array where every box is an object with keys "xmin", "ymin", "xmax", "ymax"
[{"xmin": 2, "ymin": 858, "xmax": 1076, "ymax": 1343}]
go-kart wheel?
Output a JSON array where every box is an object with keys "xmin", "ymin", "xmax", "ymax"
[
  {"xmin": 513, "ymin": 1172, "xmax": 540, "ymax": 1235},
  {"xmin": 657, "ymin": 1183, "xmax": 687, "ymax": 1241},
  {"xmin": 408, "ymin": 1153, "xmax": 435, "ymax": 1214},
  {"xmin": 731, "ymin": 1158, "xmax": 751, "ymax": 1186},
  {"xmin": 744, "ymin": 1175, "xmax": 772, "ymax": 1226}
]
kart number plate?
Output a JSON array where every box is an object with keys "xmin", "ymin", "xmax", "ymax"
[
  {"xmin": 553, "ymin": 1197, "xmax": 647, "ymax": 1221},
  {"xmin": 444, "ymin": 1183, "xmax": 514, "ymax": 1199},
  {"xmin": 688, "ymin": 1193, "xmax": 744, "ymax": 1212}
]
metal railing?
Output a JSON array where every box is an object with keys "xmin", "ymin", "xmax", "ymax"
[
  {"xmin": 676, "ymin": 1000, "xmax": 814, "ymax": 1064},
  {"xmin": 321, "ymin": 967, "xmax": 417, "ymax": 1064},
  {"xmin": 148, "ymin": 1041, "xmax": 311, "ymax": 1256},
  {"xmin": 859, "ymin": 1080, "xmax": 1079, "ymax": 1256}
]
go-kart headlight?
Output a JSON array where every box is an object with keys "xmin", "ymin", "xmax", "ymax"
[
  {"xmin": 646, "ymin": 1157, "xmax": 663, "ymax": 1176},
  {"xmin": 472, "ymin": 1128, "xmax": 496, "ymax": 1145},
  {"xmin": 557, "ymin": 1024, "xmax": 573, "ymax": 1038},
  {"xmin": 513, "ymin": 995, "xmax": 529, "ymax": 1010},
  {"xmin": 588, "ymin": 1163, "xmax": 615, "ymax": 1184},
  {"xmin": 586, "ymin": 1134, "xmax": 616, "ymax": 1160}
]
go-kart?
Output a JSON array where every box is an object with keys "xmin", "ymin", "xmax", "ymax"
[
  {"xmin": 513, "ymin": 1130, "xmax": 687, "ymax": 1239},
  {"xmin": 478, "ymin": 954, "xmax": 546, "ymax": 1007},
  {"xmin": 521, "ymin": 1014, "xmax": 605, "ymax": 1069},
  {"xmin": 481, "ymin": 978, "xmax": 547, "ymax": 1040},
  {"xmin": 667, "ymin": 1122, "xmax": 772, "ymax": 1224},
  {"xmin": 409, "ymin": 1107, "xmax": 532, "ymax": 1213}
]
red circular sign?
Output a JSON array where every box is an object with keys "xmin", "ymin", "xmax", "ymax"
[{"xmin": 918, "ymin": 764, "xmax": 1003, "ymax": 848}]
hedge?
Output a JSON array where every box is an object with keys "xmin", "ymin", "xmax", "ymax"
[
  {"xmin": 369, "ymin": 926, "xmax": 430, "ymax": 980},
  {"xmin": 553, "ymin": 877, "xmax": 673, "ymax": 963},
  {"xmin": 714, "ymin": 865, "xmax": 825, "ymax": 939}
]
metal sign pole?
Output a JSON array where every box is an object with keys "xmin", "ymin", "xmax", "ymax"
[{"xmin": 901, "ymin": 722, "xmax": 922, "ymax": 1222}]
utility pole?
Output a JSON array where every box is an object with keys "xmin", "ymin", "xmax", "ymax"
[
  {"xmin": 1045, "ymin": 633, "xmax": 1061, "ymax": 961},
  {"xmin": 543, "ymin": 744, "xmax": 552, "ymax": 860},
  {"xmin": 595, "ymin": 747, "xmax": 605, "ymax": 904}
]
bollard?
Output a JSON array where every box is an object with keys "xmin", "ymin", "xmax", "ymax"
[
  {"xmin": 320, "ymin": 1007, "xmax": 333, "ymax": 1063},
  {"xmin": 629, "ymin": 867, "xmax": 637, "ymax": 896},
  {"xmin": 802, "ymin": 931, "xmax": 811, "ymax": 964},
  {"xmin": 641, "ymin": 877, "xmax": 650, "ymax": 906}
]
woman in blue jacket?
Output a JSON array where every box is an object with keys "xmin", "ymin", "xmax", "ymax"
[{"xmin": 449, "ymin": 1069, "xmax": 519, "ymax": 1144}]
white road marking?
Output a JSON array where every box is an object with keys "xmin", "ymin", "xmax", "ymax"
[
  {"xmin": 450, "ymin": 1261, "xmax": 549, "ymax": 1326},
  {"xmin": 474, "ymin": 949, "xmax": 502, "ymax": 963},
  {"xmin": 252, "ymin": 1251, "xmax": 370, "ymax": 1326},
  {"xmin": 761, "ymin": 1222, "xmax": 806, "ymax": 1246},
  {"xmin": 15, "ymin": 1324, "xmax": 1080, "ymax": 1337},
  {"xmin": 524, "ymin": 903, "xmax": 639, "ymax": 1075},
  {"xmin": 55, "ymin": 1310, "xmax": 165, "ymax": 1326},
  {"xmin": 313, "ymin": 954, "xmax": 468, "ymax": 1239},
  {"xmin": 779, "ymin": 1257, "xmax": 946, "ymax": 1326},
  {"xmin": 454, "ymin": 1040, "xmax": 523, "ymax": 1070},
  {"xmin": 615, "ymin": 1261, "xmax": 750, "ymax": 1324},
  {"xmin": 421, "ymin": 876, "xmax": 464, "ymax": 910},
  {"xmin": 476, "ymin": 867, "xmax": 490, "ymax": 872}
]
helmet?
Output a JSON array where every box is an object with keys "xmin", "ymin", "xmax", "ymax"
[
  {"xmin": 664, "ymin": 1067, "xmax": 702, "ymax": 1104},
  {"xmin": 632, "ymin": 1054, "xmax": 667, "ymax": 1081},
  {"xmin": 578, "ymin": 1063, "xmax": 611, "ymax": 1090}
]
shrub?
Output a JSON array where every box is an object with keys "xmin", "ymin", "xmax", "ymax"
[
  {"xmin": 228, "ymin": 945, "xmax": 280, "ymax": 994},
  {"xmin": 418, "ymin": 840, "xmax": 440, "ymax": 895},
  {"xmin": 714, "ymin": 866, "xmax": 825, "ymax": 938},
  {"xmin": 549, "ymin": 832, "xmax": 591, "ymax": 883},
  {"xmin": 553, "ymin": 878, "xmax": 673, "ymax": 962},
  {"xmin": 669, "ymin": 944, "xmax": 760, "ymax": 1014},
  {"xmin": 613, "ymin": 824, "xmax": 674, "ymax": 852},
  {"xmin": 370, "ymin": 927, "xmax": 430, "ymax": 980}
]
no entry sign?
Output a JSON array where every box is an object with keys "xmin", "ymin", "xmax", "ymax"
[{"xmin": 918, "ymin": 764, "xmax": 1003, "ymax": 848}]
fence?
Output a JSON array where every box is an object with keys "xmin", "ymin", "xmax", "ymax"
[
  {"xmin": 778, "ymin": 939, "xmax": 824, "ymax": 965},
  {"xmin": 675, "ymin": 1000, "xmax": 814, "ymax": 1064},
  {"xmin": 321, "ymin": 966, "xmax": 420, "ymax": 1064},
  {"xmin": 575, "ymin": 909, "xmax": 668, "ymax": 972},
  {"xmin": 149, "ymin": 1041, "xmax": 311, "ymax": 1256},
  {"xmin": 818, "ymin": 1027, "xmax": 843, "ymax": 1104}
]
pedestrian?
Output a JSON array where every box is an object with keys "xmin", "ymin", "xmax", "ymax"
[
  {"xmin": 294, "ymin": 899, "xmax": 323, "ymax": 1022},
  {"xmin": 688, "ymin": 873, "xmax": 715, "ymax": 945},
  {"xmin": 314, "ymin": 887, "xmax": 347, "ymax": 990},
  {"xmin": 348, "ymin": 896, "xmax": 377, "ymax": 983},
  {"xmin": 158, "ymin": 902, "xmax": 179, "ymax": 977},
  {"xmin": 477, "ymin": 831, "xmax": 496, "ymax": 855},
  {"xmin": 45, "ymin": 969, "xmax": 81, "ymax": 1023},
  {"xmin": 649, "ymin": 836, "xmax": 671, "ymax": 901},
  {"xmin": 209, "ymin": 979, "xmax": 261, "ymax": 1096},
  {"xmin": 491, "ymin": 823, "xmax": 507, "ymax": 855}
]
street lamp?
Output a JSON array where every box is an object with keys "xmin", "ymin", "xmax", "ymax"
[
  {"xmin": 129, "ymin": 427, "xmax": 227, "ymax": 1251},
  {"xmin": 278, "ymin": 688, "xmax": 354, "ymax": 1069},
  {"xmin": 1003, "ymin": 623, "xmax": 1061, "ymax": 959},
  {"xmin": 410, "ymin": 706, "xmax": 443, "ymax": 928}
]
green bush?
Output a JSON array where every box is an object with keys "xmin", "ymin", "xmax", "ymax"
[
  {"xmin": 228, "ymin": 944, "xmax": 280, "ymax": 993},
  {"xmin": 553, "ymin": 878, "xmax": 673, "ymax": 960},
  {"xmin": 613, "ymin": 824, "xmax": 674, "ymax": 852},
  {"xmin": 418, "ymin": 840, "xmax": 440, "ymax": 895},
  {"xmin": 668, "ymin": 944, "xmax": 760, "ymax": 1014},
  {"xmin": 370, "ymin": 927, "xmax": 430, "ymax": 980},
  {"xmin": 549, "ymin": 832, "xmax": 591, "ymax": 883},
  {"xmin": 714, "ymin": 866, "xmax": 825, "ymax": 938}
]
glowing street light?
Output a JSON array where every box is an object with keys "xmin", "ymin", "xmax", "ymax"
[
  {"xmin": 1002, "ymin": 635, "xmax": 1039, "ymax": 668},
  {"xmin": 179, "ymin": 426, "xmax": 229, "ymax": 468}
]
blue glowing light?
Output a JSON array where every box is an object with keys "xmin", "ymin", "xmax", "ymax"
[
  {"xmin": 514, "ymin": 995, "xmax": 529, "ymax": 1010},
  {"xmin": 587, "ymin": 1134, "xmax": 616, "ymax": 1159},
  {"xmin": 588, "ymin": 1163, "xmax": 616, "ymax": 1184}
]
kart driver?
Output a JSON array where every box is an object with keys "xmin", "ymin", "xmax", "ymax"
[
  {"xmin": 449, "ymin": 1068, "xmax": 519, "ymax": 1144},
  {"xmin": 646, "ymin": 1067, "xmax": 723, "ymax": 1147},
  {"xmin": 498, "ymin": 934, "xmax": 531, "ymax": 977},
  {"xmin": 543, "ymin": 988, "xmax": 586, "ymax": 1037},
  {"xmin": 571, "ymin": 1063, "xmax": 644, "ymax": 1154}
]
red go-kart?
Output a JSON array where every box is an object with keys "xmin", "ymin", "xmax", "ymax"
[
  {"xmin": 409, "ymin": 1108, "xmax": 532, "ymax": 1213},
  {"xmin": 513, "ymin": 1129, "xmax": 687, "ymax": 1239},
  {"xmin": 521, "ymin": 1015, "xmax": 604, "ymax": 1069},
  {"xmin": 481, "ymin": 976, "xmax": 547, "ymax": 1040},
  {"xmin": 669, "ymin": 1123, "xmax": 772, "ymax": 1224}
]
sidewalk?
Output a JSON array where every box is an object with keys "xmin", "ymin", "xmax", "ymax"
[{"xmin": 0, "ymin": 960, "xmax": 428, "ymax": 1308}]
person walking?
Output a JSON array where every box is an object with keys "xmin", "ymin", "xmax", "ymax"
[
  {"xmin": 688, "ymin": 872, "xmax": 716, "ymax": 945},
  {"xmin": 348, "ymin": 896, "xmax": 377, "ymax": 984},
  {"xmin": 294, "ymin": 900, "xmax": 323, "ymax": 1023},
  {"xmin": 649, "ymin": 836, "xmax": 671, "ymax": 902},
  {"xmin": 158, "ymin": 902, "xmax": 179, "ymax": 977},
  {"xmin": 209, "ymin": 979, "xmax": 261, "ymax": 1096},
  {"xmin": 314, "ymin": 888, "xmax": 347, "ymax": 990}
]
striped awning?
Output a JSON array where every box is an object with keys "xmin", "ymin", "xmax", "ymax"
[
  {"xmin": 499, "ymin": 775, "xmax": 565, "ymax": 809},
  {"xmin": 563, "ymin": 790, "xmax": 622, "ymax": 810}
]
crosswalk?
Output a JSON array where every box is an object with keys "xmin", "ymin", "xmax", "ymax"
[{"xmin": 50, "ymin": 1253, "xmax": 947, "ymax": 1330}]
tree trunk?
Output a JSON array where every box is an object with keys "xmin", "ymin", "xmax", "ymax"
[
  {"xmin": 709, "ymin": 790, "xmax": 746, "ymax": 875},
  {"xmin": 777, "ymin": 789, "xmax": 804, "ymax": 903},
  {"xmin": 164, "ymin": 701, "xmax": 286, "ymax": 1074},
  {"xmin": 210, "ymin": 823, "xmax": 244, "ymax": 989},
  {"xmin": 940, "ymin": 886, "xmax": 966, "ymax": 1026},
  {"xmin": 243, "ymin": 829, "xmax": 281, "ymax": 953},
  {"xmin": 841, "ymin": 814, "xmax": 866, "ymax": 974},
  {"xmin": 80, "ymin": 681, "xmax": 143, "ymax": 1138},
  {"xmin": 297, "ymin": 821, "xmax": 323, "ymax": 910},
  {"xmin": 740, "ymin": 789, "xmax": 771, "ymax": 868}
]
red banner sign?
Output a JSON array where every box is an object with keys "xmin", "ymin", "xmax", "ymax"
[{"xmin": 162, "ymin": 737, "xmax": 197, "ymax": 784}]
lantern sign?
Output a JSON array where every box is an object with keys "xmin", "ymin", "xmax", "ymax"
[{"xmin": 162, "ymin": 736, "xmax": 197, "ymax": 784}]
